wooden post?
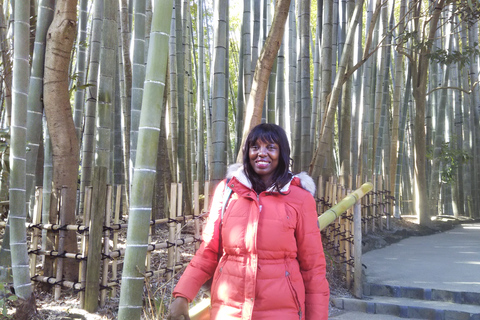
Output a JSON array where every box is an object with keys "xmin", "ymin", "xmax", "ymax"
[
  {"xmin": 111, "ymin": 185, "xmax": 122, "ymax": 298},
  {"xmin": 42, "ymin": 185, "xmax": 59, "ymax": 282},
  {"xmin": 377, "ymin": 176, "xmax": 383, "ymax": 231},
  {"xmin": 55, "ymin": 187, "xmax": 68, "ymax": 300},
  {"xmin": 359, "ymin": 175, "xmax": 367, "ymax": 233},
  {"xmin": 334, "ymin": 184, "xmax": 341, "ymax": 265},
  {"xmin": 203, "ymin": 181, "xmax": 210, "ymax": 213},
  {"xmin": 79, "ymin": 186, "xmax": 92, "ymax": 307},
  {"xmin": 353, "ymin": 202, "xmax": 363, "ymax": 298},
  {"xmin": 345, "ymin": 203, "xmax": 352, "ymax": 289},
  {"xmin": 146, "ymin": 184, "xmax": 153, "ymax": 282},
  {"xmin": 338, "ymin": 186, "xmax": 346, "ymax": 274},
  {"xmin": 329, "ymin": 179, "xmax": 337, "ymax": 245},
  {"xmin": 29, "ymin": 187, "xmax": 42, "ymax": 278},
  {"xmin": 202, "ymin": 181, "xmax": 210, "ymax": 234},
  {"xmin": 384, "ymin": 175, "xmax": 391, "ymax": 230},
  {"xmin": 194, "ymin": 181, "xmax": 200, "ymax": 250},
  {"xmin": 84, "ymin": 167, "xmax": 107, "ymax": 312},
  {"xmin": 176, "ymin": 183, "xmax": 183, "ymax": 263},
  {"xmin": 166, "ymin": 183, "xmax": 178, "ymax": 281},
  {"xmin": 371, "ymin": 174, "xmax": 376, "ymax": 233},
  {"xmin": 100, "ymin": 185, "xmax": 113, "ymax": 307},
  {"xmin": 317, "ymin": 176, "xmax": 324, "ymax": 214}
]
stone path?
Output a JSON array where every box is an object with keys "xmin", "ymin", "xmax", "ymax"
[{"xmin": 330, "ymin": 222, "xmax": 480, "ymax": 319}]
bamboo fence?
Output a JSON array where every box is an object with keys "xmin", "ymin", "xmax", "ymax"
[{"xmin": 0, "ymin": 172, "xmax": 392, "ymax": 311}]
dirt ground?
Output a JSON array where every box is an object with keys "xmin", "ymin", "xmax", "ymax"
[{"xmin": 5, "ymin": 215, "xmax": 464, "ymax": 320}]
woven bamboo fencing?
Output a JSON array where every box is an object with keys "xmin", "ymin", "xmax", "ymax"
[{"xmin": 316, "ymin": 175, "xmax": 392, "ymax": 292}]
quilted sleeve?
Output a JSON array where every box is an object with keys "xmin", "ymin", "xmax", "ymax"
[
  {"xmin": 172, "ymin": 180, "xmax": 227, "ymax": 302},
  {"xmin": 295, "ymin": 192, "xmax": 330, "ymax": 320}
]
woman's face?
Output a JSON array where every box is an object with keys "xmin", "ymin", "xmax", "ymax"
[{"xmin": 249, "ymin": 139, "xmax": 280, "ymax": 185}]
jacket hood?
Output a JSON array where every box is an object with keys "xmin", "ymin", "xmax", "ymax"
[{"xmin": 226, "ymin": 163, "xmax": 316, "ymax": 196}]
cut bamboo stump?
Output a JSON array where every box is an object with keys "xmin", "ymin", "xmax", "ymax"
[
  {"xmin": 79, "ymin": 186, "xmax": 92, "ymax": 308},
  {"xmin": 111, "ymin": 185, "xmax": 122, "ymax": 298},
  {"xmin": 55, "ymin": 187, "xmax": 68, "ymax": 300},
  {"xmin": 100, "ymin": 186, "xmax": 113, "ymax": 307},
  {"xmin": 166, "ymin": 183, "xmax": 178, "ymax": 281},
  {"xmin": 84, "ymin": 167, "xmax": 107, "ymax": 312},
  {"xmin": 29, "ymin": 188, "xmax": 42, "ymax": 278}
]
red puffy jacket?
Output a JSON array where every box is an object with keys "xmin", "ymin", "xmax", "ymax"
[{"xmin": 173, "ymin": 165, "xmax": 330, "ymax": 319}]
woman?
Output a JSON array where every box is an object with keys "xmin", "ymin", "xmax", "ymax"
[{"xmin": 169, "ymin": 124, "xmax": 330, "ymax": 319}]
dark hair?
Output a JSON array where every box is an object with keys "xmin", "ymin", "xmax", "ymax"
[{"xmin": 242, "ymin": 123, "xmax": 292, "ymax": 194}]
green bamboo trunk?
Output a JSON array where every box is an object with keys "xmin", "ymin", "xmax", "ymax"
[
  {"xmin": 168, "ymin": 8, "xmax": 178, "ymax": 182},
  {"xmin": 287, "ymin": 0, "xmax": 296, "ymax": 143},
  {"xmin": 211, "ymin": 0, "xmax": 229, "ymax": 184},
  {"xmin": 79, "ymin": 0, "xmax": 103, "ymax": 216},
  {"xmin": 41, "ymin": 116, "xmax": 53, "ymax": 252},
  {"xmin": 118, "ymin": 1, "xmax": 173, "ymax": 318},
  {"xmin": 129, "ymin": 0, "xmax": 147, "ymax": 174},
  {"xmin": 73, "ymin": 0, "xmax": 89, "ymax": 143},
  {"xmin": 318, "ymin": 183, "xmax": 373, "ymax": 230},
  {"xmin": 10, "ymin": 0, "xmax": 33, "ymax": 299},
  {"xmin": 95, "ymin": 0, "xmax": 118, "ymax": 176},
  {"xmin": 119, "ymin": 0, "xmax": 132, "ymax": 205},
  {"xmin": 25, "ymin": 0, "xmax": 55, "ymax": 214},
  {"xmin": 175, "ymin": 0, "xmax": 187, "ymax": 187},
  {"xmin": 196, "ymin": 0, "xmax": 205, "ymax": 190},
  {"xmin": 0, "ymin": 2, "xmax": 12, "ymax": 125}
]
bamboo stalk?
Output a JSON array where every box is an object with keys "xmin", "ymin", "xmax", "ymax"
[
  {"xmin": 378, "ymin": 176, "xmax": 383, "ymax": 231},
  {"xmin": 329, "ymin": 178, "xmax": 337, "ymax": 245},
  {"xmin": 30, "ymin": 223, "xmax": 89, "ymax": 232},
  {"xmin": 176, "ymin": 183, "xmax": 183, "ymax": 263},
  {"xmin": 338, "ymin": 186, "xmax": 346, "ymax": 273},
  {"xmin": 345, "ymin": 201, "xmax": 352, "ymax": 289},
  {"xmin": 42, "ymin": 185, "xmax": 59, "ymax": 281},
  {"xmin": 353, "ymin": 202, "xmax": 362, "ymax": 298},
  {"xmin": 112, "ymin": 185, "xmax": 122, "ymax": 298},
  {"xmin": 194, "ymin": 181, "xmax": 200, "ymax": 250},
  {"xmin": 79, "ymin": 186, "xmax": 92, "ymax": 308},
  {"xmin": 201, "ymin": 181, "xmax": 210, "ymax": 235},
  {"xmin": 385, "ymin": 175, "xmax": 390, "ymax": 230},
  {"xmin": 55, "ymin": 187, "xmax": 68, "ymax": 300},
  {"xmin": 146, "ymin": 202, "xmax": 153, "ymax": 286},
  {"xmin": 34, "ymin": 250, "xmax": 85, "ymax": 260},
  {"xmin": 32, "ymin": 275, "xmax": 83, "ymax": 290},
  {"xmin": 166, "ymin": 183, "xmax": 177, "ymax": 281},
  {"xmin": 100, "ymin": 185, "xmax": 113, "ymax": 307},
  {"xmin": 372, "ymin": 174, "xmax": 376, "ymax": 233},
  {"xmin": 203, "ymin": 181, "xmax": 210, "ymax": 213},
  {"xmin": 317, "ymin": 176, "xmax": 324, "ymax": 213},
  {"xmin": 189, "ymin": 298, "xmax": 211, "ymax": 320},
  {"xmin": 29, "ymin": 188, "xmax": 42, "ymax": 278},
  {"xmin": 85, "ymin": 167, "xmax": 107, "ymax": 312},
  {"xmin": 318, "ymin": 182, "xmax": 373, "ymax": 231},
  {"xmin": 324, "ymin": 178, "xmax": 332, "ymax": 241},
  {"xmin": 334, "ymin": 184, "xmax": 341, "ymax": 264}
]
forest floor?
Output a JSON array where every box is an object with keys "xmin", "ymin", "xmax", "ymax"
[{"xmin": 4, "ymin": 214, "xmax": 466, "ymax": 320}]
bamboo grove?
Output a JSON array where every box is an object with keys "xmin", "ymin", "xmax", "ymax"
[{"xmin": 0, "ymin": 0, "xmax": 479, "ymax": 317}]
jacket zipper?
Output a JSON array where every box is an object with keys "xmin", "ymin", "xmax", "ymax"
[{"xmin": 285, "ymin": 270, "xmax": 302, "ymax": 319}]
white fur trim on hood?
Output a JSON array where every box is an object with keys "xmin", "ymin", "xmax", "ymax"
[
  {"xmin": 226, "ymin": 163, "xmax": 316, "ymax": 196},
  {"xmin": 294, "ymin": 172, "xmax": 316, "ymax": 196}
]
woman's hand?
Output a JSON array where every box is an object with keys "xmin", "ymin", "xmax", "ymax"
[{"xmin": 167, "ymin": 296, "xmax": 190, "ymax": 320}]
